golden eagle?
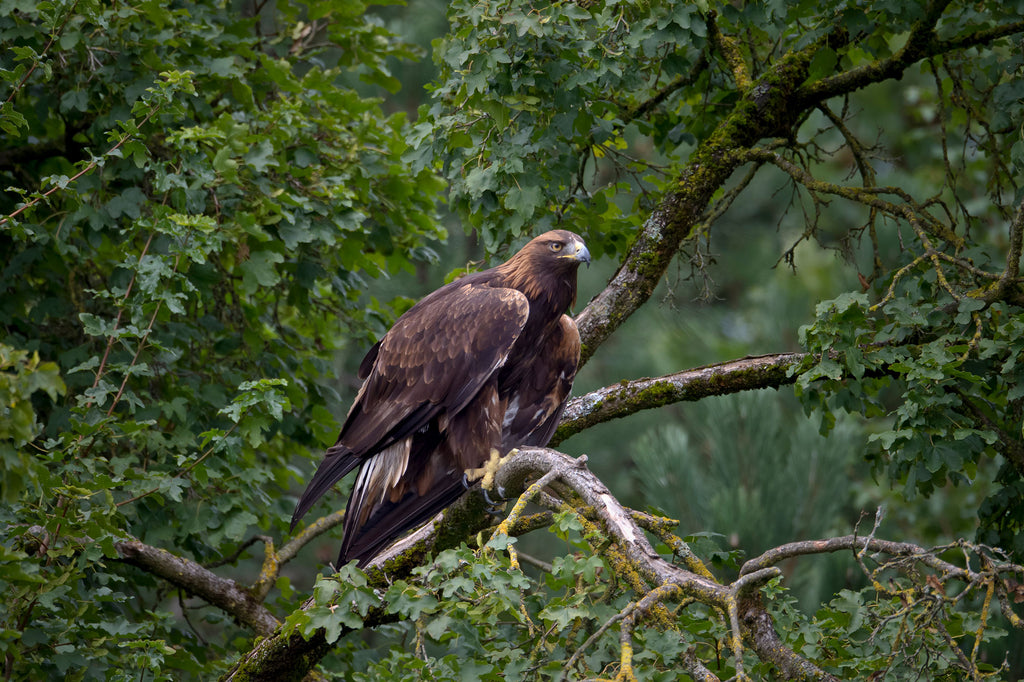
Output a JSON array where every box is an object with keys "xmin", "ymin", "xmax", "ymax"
[{"xmin": 291, "ymin": 230, "xmax": 591, "ymax": 566}]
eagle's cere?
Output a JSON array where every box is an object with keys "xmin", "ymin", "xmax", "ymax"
[{"xmin": 291, "ymin": 230, "xmax": 591, "ymax": 567}]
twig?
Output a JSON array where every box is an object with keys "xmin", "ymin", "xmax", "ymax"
[
  {"xmin": 3, "ymin": 0, "xmax": 82, "ymax": 106},
  {"xmin": 278, "ymin": 509, "xmax": 346, "ymax": 565},
  {"xmin": 1, "ymin": 105, "xmax": 163, "ymax": 228},
  {"xmin": 488, "ymin": 466, "xmax": 565, "ymax": 570},
  {"xmin": 86, "ymin": 233, "xmax": 155, "ymax": 403},
  {"xmin": 616, "ymin": 584, "xmax": 685, "ymax": 681},
  {"xmin": 205, "ymin": 535, "xmax": 272, "ymax": 570},
  {"xmin": 115, "ymin": 424, "xmax": 238, "ymax": 508}
]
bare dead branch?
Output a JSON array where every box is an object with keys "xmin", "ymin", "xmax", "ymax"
[{"xmin": 740, "ymin": 535, "xmax": 973, "ymax": 580}]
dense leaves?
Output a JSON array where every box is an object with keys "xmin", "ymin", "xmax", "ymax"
[{"xmin": 1, "ymin": 0, "xmax": 442, "ymax": 677}]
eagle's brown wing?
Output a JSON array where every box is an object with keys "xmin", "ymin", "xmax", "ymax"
[
  {"xmin": 290, "ymin": 282, "xmax": 529, "ymax": 553},
  {"xmin": 337, "ymin": 314, "xmax": 581, "ymax": 564}
]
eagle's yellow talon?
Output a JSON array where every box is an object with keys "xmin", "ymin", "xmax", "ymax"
[{"xmin": 465, "ymin": 447, "xmax": 517, "ymax": 490}]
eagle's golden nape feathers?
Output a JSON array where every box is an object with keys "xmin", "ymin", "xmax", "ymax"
[{"xmin": 290, "ymin": 230, "xmax": 589, "ymax": 568}]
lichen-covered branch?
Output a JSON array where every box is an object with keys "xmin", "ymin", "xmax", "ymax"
[
  {"xmin": 493, "ymin": 448, "xmax": 833, "ymax": 680},
  {"xmin": 225, "ymin": 440, "xmax": 1023, "ymax": 680},
  {"xmin": 278, "ymin": 509, "xmax": 346, "ymax": 566},
  {"xmin": 224, "ymin": 447, "xmax": 835, "ymax": 681},
  {"xmin": 247, "ymin": 510, "xmax": 347, "ymax": 601}
]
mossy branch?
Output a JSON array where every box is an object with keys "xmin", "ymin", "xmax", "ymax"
[
  {"xmin": 553, "ymin": 352, "xmax": 805, "ymax": 445},
  {"xmin": 706, "ymin": 12, "xmax": 751, "ymax": 90},
  {"xmin": 574, "ymin": 9, "xmax": 1022, "ymax": 367},
  {"xmin": 574, "ymin": 38, "xmax": 829, "ymax": 365}
]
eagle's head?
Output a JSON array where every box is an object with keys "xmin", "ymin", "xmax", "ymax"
[
  {"xmin": 499, "ymin": 230, "xmax": 590, "ymax": 311},
  {"xmin": 521, "ymin": 230, "xmax": 591, "ymax": 270}
]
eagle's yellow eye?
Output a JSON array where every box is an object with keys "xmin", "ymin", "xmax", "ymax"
[{"xmin": 550, "ymin": 242, "xmax": 563, "ymax": 252}]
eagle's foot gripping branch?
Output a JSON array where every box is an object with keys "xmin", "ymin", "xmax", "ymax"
[{"xmin": 464, "ymin": 448, "xmax": 518, "ymax": 511}]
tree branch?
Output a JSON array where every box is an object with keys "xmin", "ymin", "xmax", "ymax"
[
  {"xmin": 574, "ymin": 11, "xmax": 1024, "ymax": 367},
  {"xmin": 795, "ymin": 9, "xmax": 1024, "ymax": 107},
  {"xmin": 492, "ymin": 449, "xmax": 836, "ymax": 680},
  {"xmin": 115, "ymin": 539, "xmax": 281, "ymax": 636},
  {"xmin": 740, "ymin": 535, "xmax": 973, "ymax": 579},
  {"xmin": 553, "ymin": 352, "xmax": 805, "ymax": 445},
  {"xmin": 229, "ymin": 436, "xmax": 1024, "ymax": 681},
  {"xmin": 574, "ymin": 40, "xmax": 827, "ymax": 363},
  {"xmin": 225, "ymin": 447, "xmax": 837, "ymax": 681}
]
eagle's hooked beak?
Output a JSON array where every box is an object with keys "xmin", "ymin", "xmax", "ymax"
[{"xmin": 562, "ymin": 238, "xmax": 592, "ymax": 267}]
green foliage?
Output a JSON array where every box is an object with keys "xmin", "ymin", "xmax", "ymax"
[
  {"xmin": 314, "ymin": 541, "xmax": 730, "ymax": 681},
  {"xmin": 412, "ymin": 0, "xmax": 712, "ymax": 256},
  {"xmin": 1, "ymin": 0, "xmax": 443, "ymax": 677},
  {"xmin": 798, "ymin": 287, "xmax": 1024, "ymax": 556},
  {"xmin": 0, "ymin": 344, "xmax": 65, "ymax": 501},
  {"xmin": 289, "ymin": 535, "xmax": 1015, "ymax": 681},
  {"xmin": 284, "ymin": 565, "xmax": 379, "ymax": 643}
]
